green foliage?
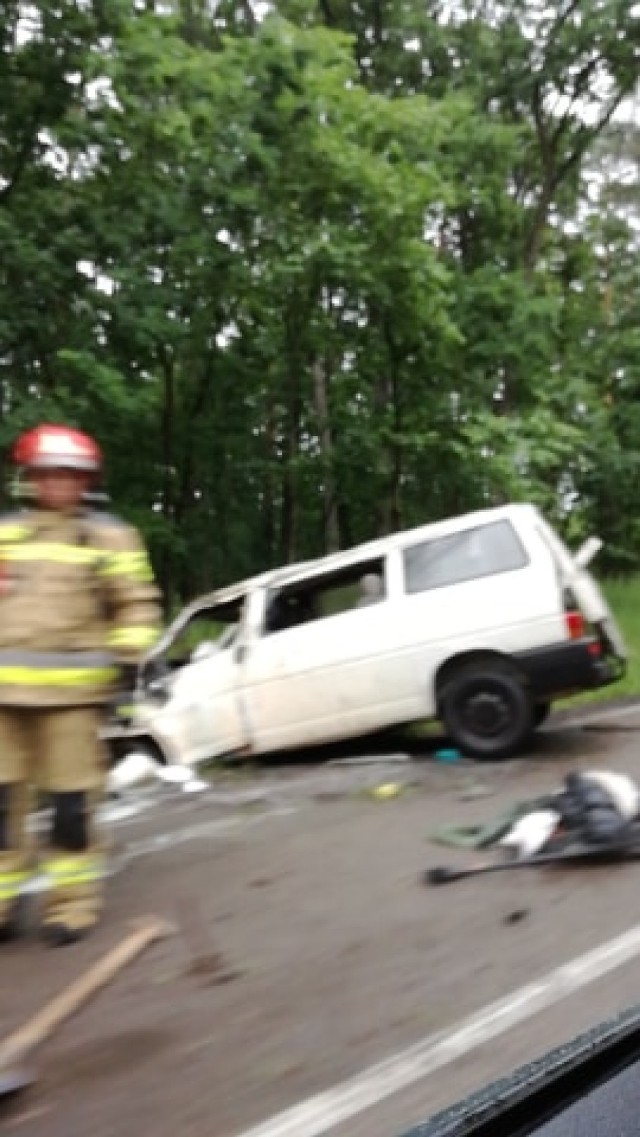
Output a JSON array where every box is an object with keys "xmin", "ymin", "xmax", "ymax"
[
  {"xmin": 1, "ymin": 0, "xmax": 639, "ymax": 606},
  {"xmin": 568, "ymin": 576, "xmax": 640, "ymax": 705}
]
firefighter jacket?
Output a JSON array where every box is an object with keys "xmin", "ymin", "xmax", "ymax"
[{"xmin": 0, "ymin": 506, "xmax": 161, "ymax": 706}]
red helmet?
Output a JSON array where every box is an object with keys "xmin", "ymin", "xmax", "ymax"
[{"xmin": 13, "ymin": 425, "xmax": 102, "ymax": 474}]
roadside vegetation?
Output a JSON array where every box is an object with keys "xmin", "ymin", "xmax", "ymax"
[
  {"xmin": 1, "ymin": 2, "xmax": 639, "ymax": 615},
  {"xmin": 551, "ymin": 576, "xmax": 640, "ymax": 709},
  {"xmin": 590, "ymin": 578, "xmax": 640, "ymax": 704}
]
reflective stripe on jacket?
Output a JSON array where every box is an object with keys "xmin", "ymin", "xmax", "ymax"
[
  {"xmin": 0, "ymin": 868, "xmax": 30, "ymax": 901},
  {"xmin": 44, "ymin": 852, "xmax": 105, "ymax": 889},
  {"xmin": 0, "ymin": 508, "xmax": 161, "ymax": 706}
]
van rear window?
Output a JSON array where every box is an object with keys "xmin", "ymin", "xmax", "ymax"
[{"xmin": 403, "ymin": 520, "xmax": 528, "ymax": 594}]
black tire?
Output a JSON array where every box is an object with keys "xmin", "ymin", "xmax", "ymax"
[
  {"xmin": 532, "ymin": 700, "xmax": 551, "ymax": 729},
  {"xmin": 440, "ymin": 662, "xmax": 533, "ymax": 761}
]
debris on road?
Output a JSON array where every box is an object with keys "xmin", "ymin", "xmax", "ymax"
[
  {"xmin": 431, "ymin": 799, "xmax": 548, "ymax": 850},
  {"xmin": 424, "ymin": 842, "xmax": 638, "ymax": 887},
  {"xmin": 328, "ymin": 753, "xmax": 411, "ymax": 767},
  {"xmin": 503, "ymin": 909, "xmax": 530, "ymax": 925},
  {"xmin": 434, "ymin": 748, "xmax": 462, "ymax": 764},
  {"xmin": 157, "ymin": 765, "xmax": 209, "ymax": 793},
  {"xmin": 108, "ymin": 751, "xmax": 209, "ymax": 796},
  {"xmin": 424, "ymin": 769, "xmax": 640, "ymax": 887},
  {"xmin": 369, "ymin": 782, "xmax": 406, "ymax": 800}
]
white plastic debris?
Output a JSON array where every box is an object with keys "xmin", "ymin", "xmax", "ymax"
[
  {"xmin": 499, "ymin": 809, "xmax": 561, "ymax": 860},
  {"xmin": 183, "ymin": 778, "xmax": 209, "ymax": 794},
  {"xmin": 156, "ymin": 764, "xmax": 192, "ymax": 784},
  {"xmin": 107, "ymin": 750, "xmax": 159, "ymax": 793},
  {"xmin": 107, "ymin": 753, "xmax": 209, "ymax": 796},
  {"xmin": 153, "ymin": 763, "xmax": 208, "ymax": 793}
]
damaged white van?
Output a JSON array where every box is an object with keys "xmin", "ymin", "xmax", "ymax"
[{"xmin": 103, "ymin": 503, "xmax": 626, "ymax": 767}]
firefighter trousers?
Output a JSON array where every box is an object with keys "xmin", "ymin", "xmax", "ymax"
[{"xmin": 0, "ymin": 707, "xmax": 106, "ymax": 937}]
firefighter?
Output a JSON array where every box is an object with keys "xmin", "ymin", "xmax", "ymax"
[{"xmin": 0, "ymin": 424, "xmax": 160, "ymax": 946}]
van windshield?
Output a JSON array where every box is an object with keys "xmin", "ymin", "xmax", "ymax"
[{"xmin": 159, "ymin": 598, "xmax": 245, "ymax": 669}]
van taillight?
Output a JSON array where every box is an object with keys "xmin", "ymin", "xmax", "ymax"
[
  {"xmin": 565, "ymin": 610, "xmax": 585, "ymax": 639},
  {"xmin": 563, "ymin": 588, "xmax": 585, "ymax": 639}
]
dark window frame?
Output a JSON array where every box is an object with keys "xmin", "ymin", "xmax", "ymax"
[{"xmin": 263, "ymin": 557, "xmax": 387, "ymax": 635}]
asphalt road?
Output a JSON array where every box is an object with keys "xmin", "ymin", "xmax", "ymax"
[{"xmin": 3, "ymin": 704, "xmax": 640, "ymax": 1137}]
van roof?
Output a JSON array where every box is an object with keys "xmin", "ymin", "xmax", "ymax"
[{"xmin": 182, "ymin": 502, "xmax": 541, "ymax": 612}]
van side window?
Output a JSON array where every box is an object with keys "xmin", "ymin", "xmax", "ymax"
[
  {"xmin": 264, "ymin": 560, "xmax": 386, "ymax": 634},
  {"xmin": 403, "ymin": 520, "xmax": 528, "ymax": 594}
]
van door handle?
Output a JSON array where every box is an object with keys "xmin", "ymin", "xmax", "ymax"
[{"xmin": 234, "ymin": 644, "xmax": 247, "ymax": 665}]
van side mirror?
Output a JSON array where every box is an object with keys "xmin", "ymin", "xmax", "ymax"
[{"xmin": 575, "ymin": 536, "xmax": 603, "ymax": 570}]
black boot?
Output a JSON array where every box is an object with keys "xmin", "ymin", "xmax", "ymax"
[{"xmin": 0, "ymin": 894, "xmax": 29, "ymax": 942}]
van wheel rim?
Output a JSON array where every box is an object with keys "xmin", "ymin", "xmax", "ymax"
[{"xmin": 462, "ymin": 692, "xmax": 511, "ymax": 738}]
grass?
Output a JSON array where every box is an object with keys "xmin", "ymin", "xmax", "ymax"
[{"xmin": 573, "ymin": 576, "xmax": 640, "ymax": 706}]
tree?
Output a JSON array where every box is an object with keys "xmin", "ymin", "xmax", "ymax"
[
  {"xmin": 1, "ymin": 0, "xmax": 639, "ymax": 601},
  {"xmin": 0, "ymin": 0, "xmax": 126, "ymax": 491}
]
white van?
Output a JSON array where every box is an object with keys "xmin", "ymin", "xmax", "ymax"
[{"xmin": 103, "ymin": 504, "xmax": 626, "ymax": 766}]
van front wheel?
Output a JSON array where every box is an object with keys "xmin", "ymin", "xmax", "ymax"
[{"xmin": 440, "ymin": 665, "xmax": 533, "ymax": 761}]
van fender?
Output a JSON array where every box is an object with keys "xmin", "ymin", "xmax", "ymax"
[{"xmin": 434, "ymin": 650, "xmax": 528, "ymax": 711}]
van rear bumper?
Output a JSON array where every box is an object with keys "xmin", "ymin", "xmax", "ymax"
[{"xmin": 513, "ymin": 638, "xmax": 626, "ymax": 699}]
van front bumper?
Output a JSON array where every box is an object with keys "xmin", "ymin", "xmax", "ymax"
[{"xmin": 514, "ymin": 638, "xmax": 626, "ymax": 699}]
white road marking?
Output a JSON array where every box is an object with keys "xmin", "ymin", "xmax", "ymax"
[
  {"xmin": 119, "ymin": 805, "xmax": 298, "ymax": 862},
  {"xmin": 100, "ymin": 798, "xmax": 154, "ymax": 824},
  {"xmin": 234, "ymin": 923, "xmax": 640, "ymax": 1137}
]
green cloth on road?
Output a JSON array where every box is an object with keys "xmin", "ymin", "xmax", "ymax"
[{"xmin": 431, "ymin": 798, "xmax": 553, "ymax": 850}]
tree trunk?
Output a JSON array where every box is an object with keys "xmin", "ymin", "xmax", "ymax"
[
  {"xmin": 312, "ymin": 356, "xmax": 340, "ymax": 553},
  {"xmin": 280, "ymin": 370, "xmax": 301, "ymax": 564},
  {"xmin": 262, "ymin": 395, "xmax": 276, "ymax": 566},
  {"xmin": 379, "ymin": 321, "xmax": 403, "ymax": 535},
  {"xmin": 280, "ymin": 459, "xmax": 297, "ymax": 565},
  {"xmin": 523, "ymin": 180, "xmax": 554, "ymax": 277},
  {"xmin": 159, "ymin": 350, "xmax": 175, "ymax": 612},
  {"xmin": 382, "ymin": 368, "xmax": 402, "ymax": 534}
]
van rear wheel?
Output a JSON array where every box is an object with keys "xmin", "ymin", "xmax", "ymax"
[{"xmin": 440, "ymin": 663, "xmax": 533, "ymax": 761}]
